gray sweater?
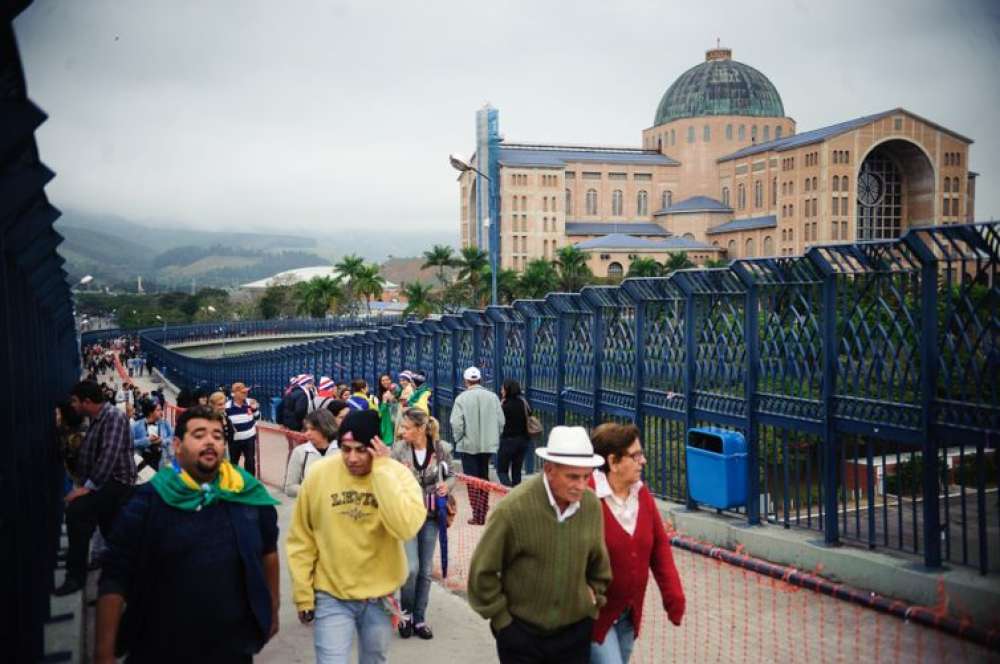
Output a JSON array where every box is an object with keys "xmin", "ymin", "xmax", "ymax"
[{"xmin": 449, "ymin": 385, "xmax": 505, "ymax": 455}]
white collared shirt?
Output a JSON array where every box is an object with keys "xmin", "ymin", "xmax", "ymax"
[
  {"xmin": 593, "ymin": 469, "xmax": 642, "ymax": 536},
  {"xmin": 542, "ymin": 473, "xmax": 581, "ymax": 523}
]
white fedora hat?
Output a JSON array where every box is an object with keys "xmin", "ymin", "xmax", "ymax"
[{"xmin": 535, "ymin": 426, "xmax": 604, "ymax": 468}]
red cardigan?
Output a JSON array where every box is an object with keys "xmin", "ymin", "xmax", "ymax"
[{"xmin": 591, "ymin": 480, "xmax": 686, "ymax": 643}]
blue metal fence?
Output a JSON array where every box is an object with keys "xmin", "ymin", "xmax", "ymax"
[{"xmin": 140, "ymin": 222, "xmax": 999, "ymax": 574}]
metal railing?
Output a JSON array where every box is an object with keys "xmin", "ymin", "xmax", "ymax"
[{"xmin": 140, "ymin": 222, "xmax": 999, "ymax": 574}]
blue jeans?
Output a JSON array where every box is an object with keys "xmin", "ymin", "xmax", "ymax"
[
  {"xmin": 590, "ymin": 609, "xmax": 636, "ymax": 664},
  {"xmin": 314, "ymin": 591, "xmax": 392, "ymax": 664},
  {"xmin": 401, "ymin": 518, "xmax": 438, "ymax": 624}
]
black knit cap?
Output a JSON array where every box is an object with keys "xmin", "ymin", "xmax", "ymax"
[{"xmin": 337, "ymin": 409, "xmax": 380, "ymax": 448}]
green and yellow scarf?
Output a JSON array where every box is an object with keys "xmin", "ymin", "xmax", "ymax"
[{"xmin": 150, "ymin": 461, "xmax": 279, "ymax": 512}]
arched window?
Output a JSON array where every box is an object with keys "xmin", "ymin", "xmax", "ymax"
[
  {"xmin": 543, "ymin": 197, "xmax": 548, "ymax": 212},
  {"xmin": 763, "ymin": 235, "xmax": 774, "ymax": 256},
  {"xmin": 703, "ymin": 125, "xmax": 711, "ymax": 142},
  {"xmin": 637, "ymin": 190, "xmax": 649, "ymax": 216},
  {"xmin": 738, "ymin": 183, "xmax": 746, "ymax": 209},
  {"xmin": 754, "ymin": 180, "xmax": 763, "ymax": 208},
  {"xmin": 657, "ymin": 137, "xmax": 662, "ymax": 151},
  {"xmin": 782, "ymin": 182, "xmax": 787, "ymax": 196},
  {"xmin": 812, "ymin": 176, "xmax": 818, "ymax": 191},
  {"xmin": 943, "ymin": 177, "xmax": 951, "ymax": 193},
  {"xmin": 612, "ymin": 189, "xmax": 623, "ymax": 216},
  {"xmin": 832, "ymin": 176, "xmax": 839, "ymax": 192},
  {"xmin": 726, "ymin": 124, "xmax": 733, "ymax": 140},
  {"xmin": 805, "ymin": 178, "xmax": 811, "ymax": 192},
  {"xmin": 687, "ymin": 126, "xmax": 695, "ymax": 143},
  {"xmin": 661, "ymin": 190, "xmax": 673, "ymax": 209},
  {"xmin": 751, "ymin": 125, "xmax": 758, "ymax": 142},
  {"xmin": 607, "ymin": 262, "xmax": 623, "ymax": 279},
  {"xmin": 763, "ymin": 126, "xmax": 770, "ymax": 142},
  {"xmin": 512, "ymin": 196, "xmax": 518, "ymax": 212},
  {"xmin": 586, "ymin": 189, "xmax": 598, "ymax": 215},
  {"xmin": 771, "ymin": 177, "xmax": 777, "ymax": 205},
  {"xmin": 683, "ymin": 232, "xmax": 695, "ymax": 239},
  {"xmin": 721, "ymin": 187, "xmax": 730, "ymax": 206},
  {"xmin": 670, "ymin": 128, "xmax": 676, "ymax": 145},
  {"xmin": 727, "ymin": 239, "xmax": 737, "ymax": 256},
  {"xmin": 738, "ymin": 125, "xmax": 745, "ymax": 140},
  {"xmin": 745, "ymin": 238, "xmax": 756, "ymax": 258},
  {"xmin": 775, "ymin": 126, "xmax": 783, "ymax": 140},
  {"xmin": 565, "ymin": 188, "xmax": 572, "ymax": 215}
]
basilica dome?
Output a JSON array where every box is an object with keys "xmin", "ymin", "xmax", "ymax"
[{"xmin": 654, "ymin": 48, "xmax": 784, "ymax": 126}]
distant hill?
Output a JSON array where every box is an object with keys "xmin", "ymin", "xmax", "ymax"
[{"xmin": 56, "ymin": 211, "xmax": 327, "ymax": 290}]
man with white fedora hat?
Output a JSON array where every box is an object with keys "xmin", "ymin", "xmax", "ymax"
[{"xmin": 468, "ymin": 426, "xmax": 612, "ymax": 664}]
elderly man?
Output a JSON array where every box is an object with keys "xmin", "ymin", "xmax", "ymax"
[
  {"xmin": 226, "ymin": 382, "xmax": 261, "ymax": 475},
  {"xmin": 468, "ymin": 426, "xmax": 612, "ymax": 664},
  {"xmin": 95, "ymin": 405, "xmax": 281, "ymax": 664},
  {"xmin": 449, "ymin": 366, "xmax": 504, "ymax": 525}
]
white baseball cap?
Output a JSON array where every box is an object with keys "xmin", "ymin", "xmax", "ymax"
[{"xmin": 463, "ymin": 366, "xmax": 481, "ymax": 381}]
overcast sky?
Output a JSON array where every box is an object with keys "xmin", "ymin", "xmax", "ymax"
[{"xmin": 14, "ymin": 0, "xmax": 1000, "ymax": 243}]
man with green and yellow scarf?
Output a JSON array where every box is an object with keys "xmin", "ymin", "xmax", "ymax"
[{"xmin": 95, "ymin": 405, "xmax": 281, "ymax": 664}]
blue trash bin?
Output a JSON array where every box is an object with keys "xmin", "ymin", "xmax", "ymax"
[{"xmin": 686, "ymin": 427, "xmax": 747, "ymax": 509}]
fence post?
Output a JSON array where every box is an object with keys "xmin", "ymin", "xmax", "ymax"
[
  {"xmin": 907, "ymin": 234, "xmax": 943, "ymax": 568},
  {"xmin": 816, "ymin": 256, "xmax": 840, "ymax": 547},
  {"xmin": 744, "ymin": 277, "xmax": 761, "ymax": 526},
  {"xmin": 556, "ymin": 310, "xmax": 567, "ymax": 425},
  {"xmin": 591, "ymin": 301, "xmax": 604, "ymax": 426},
  {"xmin": 678, "ymin": 276, "xmax": 698, "ymax": 510},
  {"xmin": 633, "ymin": 292, "xmax": 646, "ymax": 445}
]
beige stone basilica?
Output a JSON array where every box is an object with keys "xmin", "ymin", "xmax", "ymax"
[{"xmin": 457, "ymin": 47, "xmax": 976, "ymax": 278}]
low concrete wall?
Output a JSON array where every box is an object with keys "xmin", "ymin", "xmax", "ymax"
[{"xmin": 658, "ymin": 500, "xmax": 1000, "ymax": 627}]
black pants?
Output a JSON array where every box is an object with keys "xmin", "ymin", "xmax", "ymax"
[
  {"xmin": 229, "ymin": 438, "xmax": 256, "ymax": 476},
  {"xmin": 497, "ymin": 436, "xmax": 531, "ymax": 487},
  {"xmin": 461, "ymin": 452, "xmax": 492, "ymax": 524},
  {"xmin": 495, "ymin": 616, "xmax": 593, "ymax": 664},
  {"xmin": 65, "ymin": 481, "xmax": 133, "ymax": 583}
]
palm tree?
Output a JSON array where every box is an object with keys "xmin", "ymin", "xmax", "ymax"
[
  {"xmin": 704, "ymin": 257, "xmax": 730, "ymax": 269},
  {"xmin": 454, "ymin": 246, "xmax": 489, "ymax": 306},
  {"xmin": 555, "ymin": 245, "xmax": 593, "ymax": 292},
  {"xmin": 421, "ymin": 245, "xmax": 457, "ymax": 285},
  {"xmin": 402, "ymin": 282, "xmax": 435, "ymax": 319},
  {"xmin": 482, "ymin": 267, "xmax": 521, "ymax": 305},
  {"xmin": 663, "ymin": 252, "xmax": 695, "ymax": 273},
  {"xmin": 293, "ymin": 276, "xmax": 342, "ymax": 318},
  {"xmin": 627, "ymin": 257, "xmax": 663, "ymax": 278},
  {"xmin": 353, "ymin": 264, "xmax": 386, "ymax": 315},
  {"xmin": 335, "ymin": 254, "xmax": 366, "ymax": 312},
  {"xmin": 518, "ymin": 259, "xmax": 559, "ymax": 299}
]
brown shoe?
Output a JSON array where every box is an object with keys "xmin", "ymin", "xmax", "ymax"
[{"xmin": 467, "ymin": 518, "xmax": 484, "ymax": 526}]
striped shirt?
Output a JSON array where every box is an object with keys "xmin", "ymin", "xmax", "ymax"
[{"xmin": 225, "ymin": 399, "xmax": 261, "ymax": 442}]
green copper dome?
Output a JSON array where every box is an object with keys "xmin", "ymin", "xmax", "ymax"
[{"xmin": 654, "ymin": 48, "xmax": 784, "ymax": 126}]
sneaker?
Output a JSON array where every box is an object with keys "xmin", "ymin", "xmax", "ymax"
[
  {"xmin": 413, "ymin": 623, "xmax": 433, "ymax": 640},
  {"xmin": 53, "ymin": 578, "xmax": 83, "ymax": 596},
  {"xmin": 398, "ymin": 620, "xmax": 413, "ymax": 639}
]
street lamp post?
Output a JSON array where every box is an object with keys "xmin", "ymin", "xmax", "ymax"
[{"xmin": 449, "ymin": 153, "xmax": 498, "ymax": 306}]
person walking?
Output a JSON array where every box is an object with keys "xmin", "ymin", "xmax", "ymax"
[
  {"xmin": 588, "ymin": 422, "xmax": 685, "ymax": 664},
  {"xmin": 449, "ymin": 367, "xmax": 504, "ymax": 525},
  {"xmin": 376, "ymin": 374, "xmax": 399, "ymax": 444},
  {"xmin": 282, "ymin": 375, "xmax": 316, "ymax": 432},
  {"xmin": 497, "ymin": 380, "xmax": 532, "ymax": 487},
  {"xmin": 467, "ymin": 426, "xmax": 611, "ymax": 664},
  {"xmin": 284, "ymin": 409, "xmax": 338, "ymax": 497},
  {"xmin": 391, "ymin": 408, "xmax": 455, "ymax": 640},
  {"xmin": 131, "ymin": 400, "xmax": 175, "ymax": 473},
  {"xmin": 94, "ymin": 406, "xmax": 281, "ymax": 664},
  {"xmin": 56, "ymin": 381, "xmax": 137, "ymax": 596},
  {"xmin": 346, "ymin": 378, "xmax": 379, "ymax": 412},
  {"xmin": 226, "ymin": 382, "xmax": 262, "ymax": 476},
  {"xmin": 286, "ymin": 410, "xmax": 426, "ymax": 664}
]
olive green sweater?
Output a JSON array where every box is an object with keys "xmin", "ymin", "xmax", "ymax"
[{"xmin": 467, "ymin": 474, "xmax": 612, "ymax": 632}]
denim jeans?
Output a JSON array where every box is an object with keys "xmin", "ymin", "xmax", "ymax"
[
  {"xmin": 497, "ymin": 436, "xmax": 531, "ymax": 486},
  {"xmin": 589, "ymin": 609, "xmax": 636, "ymax": 664},
  {"xmin": 401, "ymin": 518, "xmax": 438, "ymax": 624},
  {"xmin": 314, "ymin": 591, "xmax": 392, "ymax": 664}
]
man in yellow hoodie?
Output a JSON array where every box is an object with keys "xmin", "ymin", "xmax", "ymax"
[{"xmin": 286, "ymin": 410, "xmax": 426, "ymax": 664}]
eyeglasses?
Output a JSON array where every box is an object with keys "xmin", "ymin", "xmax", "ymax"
[{"xmin": 625, "ymin": 450, "xmax": 646, "ymax": 462}]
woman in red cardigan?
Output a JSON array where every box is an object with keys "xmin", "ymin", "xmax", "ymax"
[{"xmin": 588, "ymin": 422, "xmax": 685, "ymax": 663}]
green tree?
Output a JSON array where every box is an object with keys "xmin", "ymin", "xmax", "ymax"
[
  {"xmin": 258, "ymin": 284, "xmax": 292, "ymax": 319},
  {"xmin": 354, "ymin": 264, "xmax": 386, "ymax": 315},
  {"xmin": 455, "ymin": 246, "xmax": 489, "ymax": 307},
  {"xmin": 663, "ymin": 252, "xmax": 695, "ymax": 273},
  {"xmin": 627, "ymin": 257, "xmax": 663, "ymax": 278},
  {"xmin": 518, "ymin": 259, "xmax": 559, "ymax": 299},
  {"xmin": 704, "ymin": 257, "xmax": 730, "ymax": 269},
  {"xmin": 421, "ymin": 244, "xmax": 457, "ymax": 286},
  {"xmin": 482, "ymin": 267, "xmax": 521, "ymax": 305},
  {"xmin": 555, "ymin": 245, "xmax": 593, "ymax": 292},
  {"xmin": 335, "ymin": 254, "xmax": 366, "ymax": 312},
  {"xmin": 402, "ymin": 282, "xmax": 435, "ymax": 319},
  {"xmin": 293, "ymin": 276, "xmax": 343, "ymax": 318}
]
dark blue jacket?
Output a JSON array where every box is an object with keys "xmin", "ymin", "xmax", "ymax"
[{"xmin": 99, "ymin": 484, "xmax": 278, "ymax": 658}]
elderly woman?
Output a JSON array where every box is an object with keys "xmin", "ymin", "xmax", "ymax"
[
  {"xmin": 284, "ymin": 409, "xmax": 338, "ymax": 497},
  {"xmin": 391, "ymin": 408, "xmax": 455, "ymax": 640},
  {"xmin": 589, "ymin": 422, "xmax": 685, "ymax": 664}
]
